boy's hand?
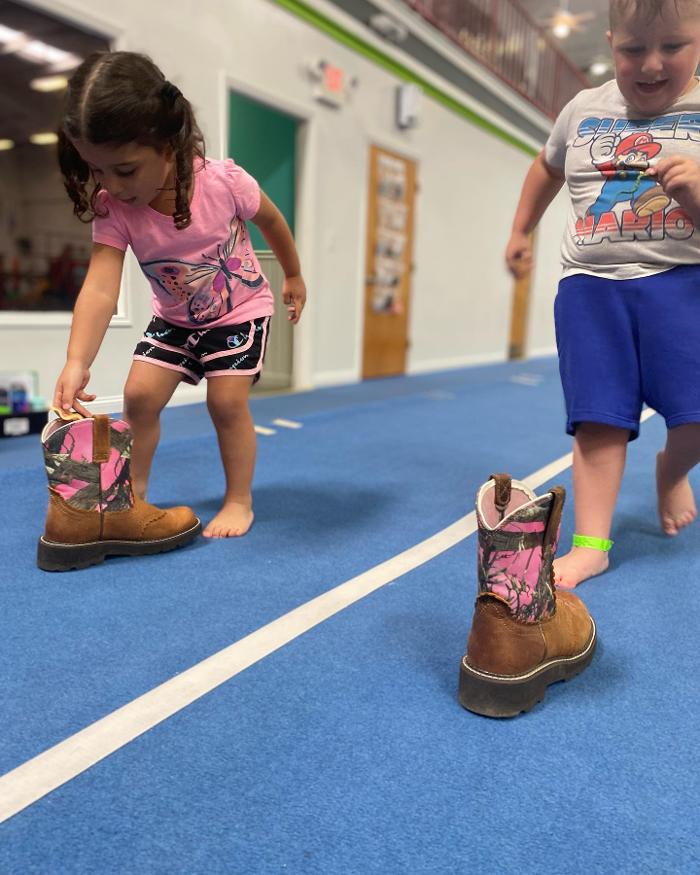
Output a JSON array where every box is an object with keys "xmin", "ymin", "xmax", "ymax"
[
  {"xmin": 53, "ymin": 361, "xmax": 96, "ymax": 417},
  {"xmin": 648, "ymin": 157, "xmax": 700, "ymax": 219},
  {"xmin": 505, "ymin": 232, "xmax": 533, "ymax": 279},
  {"xmin": 282, "ymin": 275, "xmax": 307, "ymax": 323}
]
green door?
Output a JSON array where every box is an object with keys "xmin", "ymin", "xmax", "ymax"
[
  {"xmin": 228, "ymin": 92, "xmax": 298, "ymax": 390},
  {"xmin": 228, "ymin": 91, "xmax": 296, "ymax": 250}
]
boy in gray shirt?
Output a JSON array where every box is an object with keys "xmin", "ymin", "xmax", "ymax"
[{"xmin": 506, "ymin": 0, "xmax": 700, "ymax": 587}]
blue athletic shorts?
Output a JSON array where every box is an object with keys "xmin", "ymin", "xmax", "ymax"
[{"xmin": 554, "ymin": 264, "xmax": 700, "ymax": 440}]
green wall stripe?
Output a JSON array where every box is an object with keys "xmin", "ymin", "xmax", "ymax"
[{"xmin": 271, "ymin": 0, "xmax": 539, "ymax": 156}]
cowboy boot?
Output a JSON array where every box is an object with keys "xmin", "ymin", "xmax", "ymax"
[
  {"xmin": 37, "ymin": 412, "xmax": 201, "ymax": 571},
  {"xmin": 458, "ymin": 473, "xmax": 597, "ymax": 718}
]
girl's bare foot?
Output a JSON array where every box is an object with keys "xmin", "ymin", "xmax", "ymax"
[
  {"xmin": 554, "ymin": 547, "xmax": 609, "ymax": 589},
  {"xmin": 203, "ymin": 501, "xmax": 254, "ymax": 538},
  {"xmin": 656, "ymin": 451, "xmax": 697, "ymax": 536}
]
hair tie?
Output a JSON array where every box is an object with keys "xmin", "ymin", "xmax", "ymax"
[{"xmin": 161, "ymin": 81, "xmax": 182, "ymax": 107}]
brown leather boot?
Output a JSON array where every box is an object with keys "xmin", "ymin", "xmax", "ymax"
[
  {"xmin": 37, "ymin": 412, "xmax": 201, "ymax": 571},
  {"xmin": 458, "ymin": 474, "xmax": 597, "ymax": 718}
]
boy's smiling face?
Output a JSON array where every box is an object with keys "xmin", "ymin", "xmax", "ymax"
[{"xmin": 609, "ymin": 1, "xmax": 700, "ymax": 115}]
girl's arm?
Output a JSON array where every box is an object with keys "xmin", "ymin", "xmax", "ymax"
[
  {"xmin": 251, "ymin": 191, "xmax": 306, "ymax": 323},
  {"xmin": 53, "ymin": 242, "xmax": 125, "ymax": 415},
  {"xmin": 506, "ymin": 150, "xmax": 565, "ymax": 278}
]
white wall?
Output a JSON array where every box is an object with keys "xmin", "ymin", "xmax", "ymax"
[
  {"xmin": 528, "ymin": 189, "xmax": 569, "ymax": 358},
  {"xmin": 0, "ymin": 0, "xmax": 563, "ymax": 410}
]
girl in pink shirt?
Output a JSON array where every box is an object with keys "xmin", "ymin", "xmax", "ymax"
[{"xmin": 53, "ymin": 51, "xmax": 306, "ymax": 538}]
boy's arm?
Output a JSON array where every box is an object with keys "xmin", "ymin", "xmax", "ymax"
[
  {"xmin": 54, "ymin": 242, "xmax": 125, "ymax": 415},
  {"xmin": 252, "ymin": 191, "xmax": 306, "ymax": 323},
  {"xmin": 506, "ymin": 150, "xmax": 565, "ymax": 278}
]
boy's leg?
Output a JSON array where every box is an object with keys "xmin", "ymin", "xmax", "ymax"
[
  {"xmin": 554, "ymin": 273, "xmax": 642, "ymax": 587},
  {"xmin": 656, "ymin": 423, "xmax": 700, "ymax": 535},
  {"xmin": 636, "ymin": 266, "xmax": 700, "ymax": 537},
  {"xmin": 204, "ymin": 374, "xmax": 256, "ymax": 538},
  {"xmin": 554, "ymin": 423, "xmax": 629, "ymax": 588},
  {"xmin": 123, "ymin": 361, "xmax": 183, "ymax": 498}
]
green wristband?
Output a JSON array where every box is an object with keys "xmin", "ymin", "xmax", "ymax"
[{"xmin": 572, "ymin": 534, "xmax": 613, "ymax": 551}]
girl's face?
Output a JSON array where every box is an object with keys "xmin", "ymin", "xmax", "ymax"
[
  {"xmin": 609, "ymin": 4, "xmax": 700, "ymax": 115},
  {"xmin": 72, "ymin": 140, "xmax": 175, "ymax": 208}
]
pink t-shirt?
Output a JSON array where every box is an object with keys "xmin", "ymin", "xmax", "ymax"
[{"xmin": 92, "ymin": 158, "xmax": 274, "ymax": 328}]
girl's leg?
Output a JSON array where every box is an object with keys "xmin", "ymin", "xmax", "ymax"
[
  {"xmin": 123, "ymin": 362, "xmax": 183, "ymax": 499},
  {"xmin": 656, "ymin": 423, "xmax": 700, "ymax": 535},
  {"xmin": 204, "ymin": 374, "xmax": 256, "ymax": 538},
  {"xmin": 554, "ymin": 422, "xmax": 629, "ymax": 589}
]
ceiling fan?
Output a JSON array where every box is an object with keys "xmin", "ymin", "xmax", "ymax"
[{"xmin": 543, "ymin": 3, "xmax": 596, "ymax": 39}]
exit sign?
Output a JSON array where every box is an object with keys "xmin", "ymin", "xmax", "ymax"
[{"xmin": 311, "ymin": 60, "xmax": 347, "ymax": 108}]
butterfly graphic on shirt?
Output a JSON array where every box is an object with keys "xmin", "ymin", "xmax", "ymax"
[{"xmin": 140, "ymin": 217, "xmax": 264, "ymax": 325}]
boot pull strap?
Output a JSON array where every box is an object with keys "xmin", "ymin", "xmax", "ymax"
[
  {"xmin": 50, "ymin": 406, "xmax": 84, "ymax": 422},
  {"xmin": 93, "ymin": 415, "xmax": 111, "ymax": 463},
  {"xmin": 490, "ymin": 473, "xmax": 512, "ymax": 521},
  {"xmin": 543, "ymin": 486, "xmax": 565, "ymax": 552}
]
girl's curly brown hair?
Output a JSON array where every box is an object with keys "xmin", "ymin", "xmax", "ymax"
[{"xmin": 58, "ymin": 51, "xmax": 205, "ymax": 230}]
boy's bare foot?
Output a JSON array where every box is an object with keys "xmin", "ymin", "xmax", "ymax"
[
  {"xmin": 554, "ymin": 547, "xmax": 609, "ymax": 589},
  {"xmin": 203, "ymin": 501, "xmax": 254, "ymax": 538},
  {"xmin": 656, "ymin": 451, "xmax": 697, "ymax": 536}
]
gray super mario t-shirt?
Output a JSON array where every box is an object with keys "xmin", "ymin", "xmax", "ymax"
[{"xmin": 545, "ymin": 78, "xmax": 700, "ymax": 279}]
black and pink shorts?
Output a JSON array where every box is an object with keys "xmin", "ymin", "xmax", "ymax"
[{"xmin": 133, "ymin": 315, "xmax": 270, "ymax": 384}]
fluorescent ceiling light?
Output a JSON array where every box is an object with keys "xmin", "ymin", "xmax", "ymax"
[
  {"xmin": 30, "ymin": 74, "xmax": 69, "ymax": 92},
  {"xmin": 0, "ymin": 139, "xmax": 15, "ymax": 151},
  {"xmin": 0, "ymin": 24, "xmax": 81, "ymax": 72},
  {"xmin": 30, "ymin": 132, "xmax": 58, "ymax": 145}
]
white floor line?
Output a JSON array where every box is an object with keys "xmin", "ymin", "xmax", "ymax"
[
  {"xmin": 254, "ymin": 425, "xmax": 276, "ymax": 436},
  {"xmin": 272, "ymin": 418, "xmax": 303, "ymax": 429},
  {"xmin": 510, "ymin": 375, "xmax": 543, "ymax": 387},
  {"xmin": 0, "ymin": 413, "xmax": 658, "ymax": 823}
]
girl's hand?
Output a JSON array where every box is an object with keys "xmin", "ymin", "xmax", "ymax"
[
  {"xmin": 282, "ymin": 275, "xmax": 307, "ymax": 323},
  {"xmin": 53, "ymin": 361, "xmax": 96, "ymax": 417},
  {"xmin": 648, "ymin": 156, "xmax": 700, "ymax": 219},
  {"xmin": 505, "ymin": 232, "xmax": 533, "ymax": 279}
]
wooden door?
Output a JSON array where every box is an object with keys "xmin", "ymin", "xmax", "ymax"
[{"xmin": 362, "ymin": 146, "xmax": 417, "ymax": 379}]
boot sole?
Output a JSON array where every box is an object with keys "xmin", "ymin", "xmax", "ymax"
[
  {"xmin": 458, "ymin": 619, "xmax": 597, "ymax": 718},
  {"xmin": 36, "ymin": 520, "xmax": 202, "ymax": 572}
]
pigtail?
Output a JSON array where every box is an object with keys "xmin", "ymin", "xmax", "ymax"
[
  {"xmin": 159, "ymin": 85, "xmax": 205, "ymax": 230},
  {"xmin": 56, "ymin": 129, "xmax": 106, "ymax": 223}
]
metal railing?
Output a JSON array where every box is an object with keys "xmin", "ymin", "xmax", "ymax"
[{"xmin": 402, "ymin": 0, "xmax": 590, "ymax": 118}]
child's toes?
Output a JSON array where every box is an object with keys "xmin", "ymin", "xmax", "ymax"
[{"xmin": 662, "ymin": 515, "xmax": 679, "ymax": 536}]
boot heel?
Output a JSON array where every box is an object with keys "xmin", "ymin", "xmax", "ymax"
[
  {"xmin": 37, "ymin": 538, "xmax": 107, "ymax": 572},
  {"xmin": 458, "ymin": 659, "xmax": 547, "ymax": 719}
]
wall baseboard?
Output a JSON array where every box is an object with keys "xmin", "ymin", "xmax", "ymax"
[
  {"xmin": 408, "ymin": 351, "xmax": 507, "ymax": 374},
  {"xmin": 81, "ymin": 384, "xmax": 208, "ymax": 416},
  {"xmin": 70, "ymin": 351, "xmax": 550, "ymax": 417},
  {"xmin": 312, "ymin": 369, "xmax": 360, "ymax": 388},
  {"xmin": 525, "ymin": 346, "xmax": 557, "ymax": 359}
]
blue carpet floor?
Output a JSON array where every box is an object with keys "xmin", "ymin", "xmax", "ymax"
[{"xmin": 1, "ymin": 358, "xmax": 698, "ymax": 873}]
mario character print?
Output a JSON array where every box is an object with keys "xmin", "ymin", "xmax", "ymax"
[{"xmin": 587, "ymin": 131, "xmax": 671, "ymax": 220}]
